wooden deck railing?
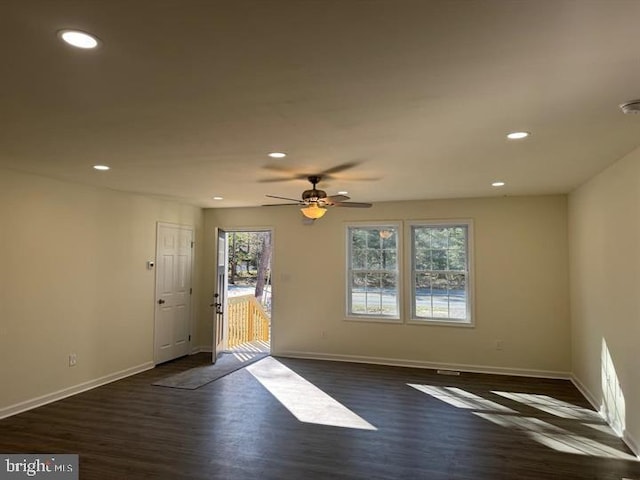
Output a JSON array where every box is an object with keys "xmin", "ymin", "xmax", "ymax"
[{"xmin": 227, "ymin": 294, "xmax": 270, "ymax": 349}]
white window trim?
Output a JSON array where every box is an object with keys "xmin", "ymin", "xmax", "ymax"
[
  {"xmin": 345, "ymin": 221, "xmax": 402, "ymax": 323},
  {"xmin": 405, "ymin": 219, "xmax": 475, "ymax": 328}
]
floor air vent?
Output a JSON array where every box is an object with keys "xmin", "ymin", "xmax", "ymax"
[{"xmin": 437, "ymin": 369, "xmax": 461, "ymax": 376}]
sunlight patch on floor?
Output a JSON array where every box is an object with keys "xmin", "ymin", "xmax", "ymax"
[
  {"xmin": 409, "ymin": 383, "xmax": 637, "ymax": 462},
  {"xmin": 228, "ymin": 340, "xmax": 271, "ymax": 354},
  {"xmin": 231, "ymin": 351, "xmax": 265, "ymax": 362},
  {"xmin": 247, "ymin": 357, "xmax": 377, "ymax": 430},
  {"xmin": 475, "ymin": 412, "xmax": 638, "ymax": 461},
  {"xmin": 582, "ymin": 422, "xmax": 619, "ymax": 436},
  {"xmin": 492, "ymin": 391, "xmax": 601, "ymax": 421},
  {"xmin": 409, "ymin": 384, "xmax": 516, "ymax": 412}
]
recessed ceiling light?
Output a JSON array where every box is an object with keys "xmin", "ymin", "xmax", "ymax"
[
  {"xmin": 58, "ymin": 30, "xmax": 100, "ymax": 49},
  {"xmin": 338, "ymin": 191, "xmax": 348, "ymax": 195},
  {"xmin": 93, "ymin": 165, "xmax": 110, "ymax": 171},
  {"xmin": 507, "ymin": 131, "xmax": 530, "ymax": 140},
  {"xmin": 492, "ymin": 181, "xmax": 505, "ymax": 187},
  {"xmin": 212, "ymin": 196, "xmax": 224, "ymax": 200},
  {"xmin": 268, "ymin": 152, "xmax": 286, "ymax": 158}
]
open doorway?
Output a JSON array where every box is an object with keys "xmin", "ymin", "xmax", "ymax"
[{"xmin": 214, "ymin": 229, "xmax": 272, "ymax": 358}]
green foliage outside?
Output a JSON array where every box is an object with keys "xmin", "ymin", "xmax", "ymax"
[{"xmin": 227, "ymin": 231, "xmax": 272, "ymax": 311}]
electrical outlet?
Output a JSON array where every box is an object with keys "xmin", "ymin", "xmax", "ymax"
[
  {"xmin": 68, "ymin": 353, "xmax": 77, "ymax": 367},
  {"xmin": 495, "ymin": 340, "xmax": 504, "ymax": 351}
]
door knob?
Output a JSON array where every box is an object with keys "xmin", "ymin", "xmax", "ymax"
[{"xmin": 158, "ymin": 299, "xmax": 165, "ymax": 304}]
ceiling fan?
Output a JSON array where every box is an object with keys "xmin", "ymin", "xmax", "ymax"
[{"xmin": 264, "ymin": 175, "xmax": 372, "ymax": 220}]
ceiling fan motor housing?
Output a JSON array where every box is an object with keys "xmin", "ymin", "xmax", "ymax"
[{"xmin": 302, "ymin": 189, "xmax": 327, "ymax": 201}]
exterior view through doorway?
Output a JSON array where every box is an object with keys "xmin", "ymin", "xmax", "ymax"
[{"xmin": 213, "ymin": 228, "xmax": 272, "ymax": 361}]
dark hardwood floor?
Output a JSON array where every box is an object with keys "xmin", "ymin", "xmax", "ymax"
[{"xmin": 1, "ymin": 354, "xmax": 638, "ymax": 479}]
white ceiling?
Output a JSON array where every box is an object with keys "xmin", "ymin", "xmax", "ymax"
[{"xmin": 2, "ymin": 0, "xmax": 640, "ymax": 208}]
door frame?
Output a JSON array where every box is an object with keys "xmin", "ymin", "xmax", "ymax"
[
  {"xmin": 154, "ymin": 222, "xmax": 195, "ymax": 365},
  {"xmin": 213, "ymin": 227, "xmax": 227, "ymax": 361},
  {"xmin": 213, "ymin": 226, "xmax": 274, "ymax": 357}
]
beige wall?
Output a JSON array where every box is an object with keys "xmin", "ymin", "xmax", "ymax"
[
  {"xmin": 569, "ymin": 146, "xmax": 640, "ymax": 453},
  {"xmin": 0, "ymin": 168, "xmax": 204, "ymax": 411},
  {"xmin": 0, "ymin": 166, "xmax": 576, "ymax": 423},
  {"xmin": 204, "ymin": 194, "xmax": 570, "ymax": 374}
]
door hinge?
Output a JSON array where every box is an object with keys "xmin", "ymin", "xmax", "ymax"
[
  {"xmin": 189, "ymin": 288, "xmax": 192, "ymax": 295},
  {"xmin": 189, "ymin": 334, "xmax": 191, "ymax": 341},
  {"xmin": 191, "ymin": 241, "xmax": 194, "ymax": 248}
]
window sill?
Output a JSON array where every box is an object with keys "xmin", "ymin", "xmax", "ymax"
[
  {"xmin": 407, "ymin": 319, "xmax": 475, "ymax": 328},
  {"xmin": 345, "ymin": 315, "xmax": 402, "ymax": 324}
]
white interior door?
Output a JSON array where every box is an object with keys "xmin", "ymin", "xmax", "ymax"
[
  {"xmin": 154, "ymin": 223, "xmax": 193, "ymax": 364},
  {"xmin": 213, "ymin": 228, "xmax": 227, "ymax": 362}
]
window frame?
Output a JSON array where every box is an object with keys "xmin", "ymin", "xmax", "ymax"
[
  {"xmin": 405, "ymin": 219, "xmax": 475, "ymax": 327},
  {"xmin": 345, "ymin": 221, "xmax": 402, "ymax": 323}
]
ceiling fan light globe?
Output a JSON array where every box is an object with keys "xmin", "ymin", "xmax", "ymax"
[{"xmin": 301, "ymin": 204, "xmax": 327, "ymax": 219}]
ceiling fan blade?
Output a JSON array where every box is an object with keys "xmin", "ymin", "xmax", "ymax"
[
  {"xmin": 333, "ymin": 201, "xmax": 372, "ymax": 208},
  {"xmin": 259, "ymin": 177, "xmax": 299, "ymax": 183},
  {"xmin": 344, "ymin": 176, "xmax": 382, "ymax": 182},
  {"xmin": 265, "ymin": 194, "xmax": 303, "ymax": 202},
  {"xmin": 263, "ymin": 203, "xmax": 302, "ymax": 207},
  {"xmin": 320, "ymin": 162, "xmax": 359, "ymax": 176},
  {"xmin": 263, "ymin": 164, "xmax": 295, "ymax": 173},
  {"xmin": 325, "ymin": 194, "xmax": 350, "ymax": 203}
]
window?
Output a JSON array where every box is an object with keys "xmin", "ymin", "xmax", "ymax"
[
  {"xmin": 409, "ymin": 221, "xmax": 473, "ymax": 325},
  {"xmin": 346, "ymin": 224, "xmax": 400, "ymax": 320}
]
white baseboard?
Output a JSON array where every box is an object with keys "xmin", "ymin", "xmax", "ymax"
[
  {"xmin": 570, "ymin": 374, "xmax": 601, "ymax": 412},
  {"xmin": 0, "ymin": 362, "xmax": 154, "ymax": 420},
  {"xmin": 277, "ymin": 350, "xmax": 571, "ymax": 379},
  {"xmin": 191, "ymin": 346, "xmax": 212, "ymax": 354}
]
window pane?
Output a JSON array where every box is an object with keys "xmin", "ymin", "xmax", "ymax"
[
  {"xmin": 381, "ymin": 230, "xmax": 396, "ymax": 248},
  {"xmin": 380, "ymin": 273, "xmax": 398, "ymax": 316},
  {"xmin": 431, "ymin": 228, "xmax": 448, "ymax": 249},
  {"xmin": 449, "ymin": 227, "xmax": 466, "ymax": 248},
  {"xmin": 414, "ymin": 228, "xmax": 430, "ymax": 250},
  {"xmin": 366, "ymin": 249, "xmax": 381, "ymax": 269},
  {"xmin": 351, "ymin": 300, "xmax": 367, "ymax": 314},
  {"xmin": 351, "ymin": 229, "xmax": 367, "ymax": 248},
  {"xmin": 415, "ymin": 249, "xmax": 431, "ymax": 271},
  {"xmin": 351, "ymin": 273, "xmax": 366, "ymax": 310},
  {"xmin": 350, "ymin": 272, "xmax": 366, "ymax": 314},
  {"xmin": 352, "ymin": 249, "xmax": 366, "ymax": 269},
  {"xmin": 411, "ymin": 222, "xmax": 471, "ymax": 323},
  {"xmin": 367, "ymin": 229, "xmax": 381, "ymax": 247},
  {"xmin": 431, "ymin": 249, "xmax": 447, "ymax": 270},
  {"xmin": 431, "ymin": 272, "xmax": 450, "ymax": 318},
  {"xmin": 351, "ymin": 272, "xmax": 366, "ymax": 289},
  {"xmin": 382, "ymin": 249, "xmax": 396, "ymax": 270},
  {"xmin": 348, "ymin": 225, "xmax": 399, "ymax": 319},
  {"xmin": 447, "ymin": 248, "xmax": 465, "ymax": 271},
  {"xmin": 365, "ymin": 272, "xmax": 380, "ymax": 289},
  {"xmin": 415, "ymin": 273, "xmax": 433, "ymax": 318},
  {"xmin": 448, "ymin": 273, "xmax": 467, "ymax": 319},
  {"xmin": 381, "ymin": 272, "xmax": 396, "ymax": 289}
]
